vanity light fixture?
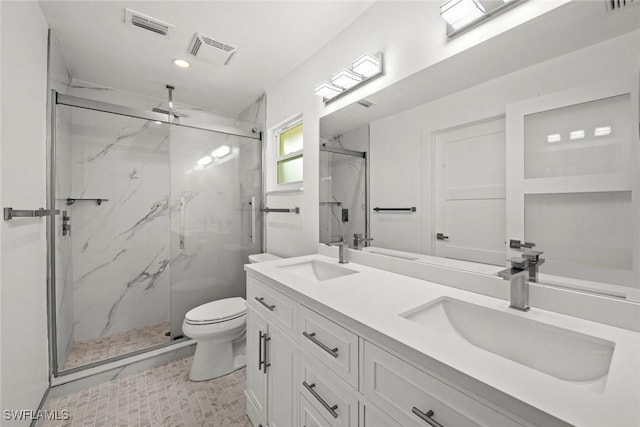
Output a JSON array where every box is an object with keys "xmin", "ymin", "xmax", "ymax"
[
  {"xmin": 211, "ymin": 145, "xmax": 231, "ymax": 158},
  {"xmin": 173, "ymin": 58, "xmax": 191, "ymax": 68},
  {"xmin": 352, "ymin": 54, "xmax": 382, "ymax": 78},
  {"xmin": 315, "ymin": 52, "xmax": 383, "ymax": 104},
  {"xmin": 594, "ymin": 126, "xmax": 612, "ymax": 137},
  {"xmin": 315, "ymin": 82, "xmax": 344, "ymax": 100},
  {"xmin": 197, "ymin": 155, "xmax": 213, "ymax": 167},
  {"xmin": 547, "ymin": 134, "xmax": 561, "ymax": 143},
  {"xmin": 440, "ymin": 0, "xmax": 486, "ymax": 30},
  {"xmin": 569, "ymin": 130, "xmax": 585, "ymax": 140},
  {"xmin": 332, "ymin": 68, "xmax": 362, "ymax": 89},
  {"xmin": 442, "ymin": 0, "xmax": 524, "ymax": 38}
]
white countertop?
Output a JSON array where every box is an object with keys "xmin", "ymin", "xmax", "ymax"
[{"xmin": 245, "ymin": 254, "xmax": 640, "ymax": 427}]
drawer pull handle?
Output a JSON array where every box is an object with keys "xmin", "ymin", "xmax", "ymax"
[
  {"xmin": 258, "ymin": 331, "xmax": 264, "ymax": 371},
  {"xmin": 412, "ymin": 407, "xmax": 445, "ymax": 427},
  {"xmin": 254, "ymin": 296, "xmax": 275, "ymax": 311},
  {"xmin": 263, "ymin": 334, "xmax": 271, "ymax": 374},
  {"xmin": 303, "ymin": 331, "xmax": 339, "ymax": 358},
  {"xmin": 303, "ymin": 381, "xmax": 338, "ymax": 419}
]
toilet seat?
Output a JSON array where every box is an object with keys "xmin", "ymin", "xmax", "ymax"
[{"xmin": 185, "ymin": 297, "xmax": 246, "ymax": 325}]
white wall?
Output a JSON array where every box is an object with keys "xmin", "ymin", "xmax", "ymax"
[
  {"xmin": 263, "ymin": 0, "xmax": 568, "ymax": 257},
  {"xmin": 0, "ymin": 1, "xmax": 50, "ymax": 423},
  {"xmin": 369, "ymin": 31, "xmax": 640, "ymax": 253}
]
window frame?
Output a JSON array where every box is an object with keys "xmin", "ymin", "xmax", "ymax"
[{"xmin": 275, "ymin": 119, "xmax": 304, "ymax": 187}]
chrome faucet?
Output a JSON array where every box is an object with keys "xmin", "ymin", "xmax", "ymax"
[
  {"xmin": 353, "ymin": 233, "xmax": 374, "ymax": 251},
  {"xmin": 498, "ymin": 257, "xmax": 530, "ymax": 312},
  {"xmin": 326, "ymin": 237, "xmax": 349, "ymax": 263},
  {"xmin": 522, "ymin": 250, "xmax": 545, "ymax": 283}
]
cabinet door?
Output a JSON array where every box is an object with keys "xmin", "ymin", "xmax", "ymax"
[
  {"xmin": 246, "ymin": 307, "xmax": 268, "ymax": 423},
  {"xmin": 267, "ymin": 321, "xmax": 298, "ymax": 427}
]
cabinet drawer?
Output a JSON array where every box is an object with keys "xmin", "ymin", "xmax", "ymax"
[
  {"xmin": 300, "ymin": 394, "xmax": 332, "ymax": 427},
  {"xmin": 300, "ymin": 351, "xmax": 359, "ymax": 427},
  {"xmin": 299, "ymin": 305, "xmax": 359, "ymax": 389},
  {"xmin": 247, "ymin": 276, "xmax": 298, "ymax": 340},
  {"xmin": 363, "ymin": 341, "xmax": 521, "ymax": 427}
]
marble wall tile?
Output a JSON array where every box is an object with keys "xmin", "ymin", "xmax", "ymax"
[
  {"xmin": 68, "ymin": 107, "xmax": 171, "ymax": 341},
  {"xmin": 168, "ymin": 127, "xmax": 262, "ymax": 337}
]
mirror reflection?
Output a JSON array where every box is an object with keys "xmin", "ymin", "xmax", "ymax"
[{"xmin": 320, "ymin": 23, "xmax": 639, "ymax": 302}]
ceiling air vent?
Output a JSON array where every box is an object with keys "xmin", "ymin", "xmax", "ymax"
[
  {"xmin": 124, "ymin": 8, "xmax": 175, "ymax": 37},
  {"xmin": 606, "ymin": 0, "xmax": 637, "ymax": 12},
  {"xmin": 188, "ymin": 33, "xmax": 237, "ymax": 66}
]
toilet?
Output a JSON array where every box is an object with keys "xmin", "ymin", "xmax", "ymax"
[{"xmin": 182, "ymin": 253, "xmax": 282, "ymax": 381}]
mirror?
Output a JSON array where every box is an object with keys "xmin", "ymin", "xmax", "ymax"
[{"xmin": 319, "ymin": 2, "xmax": 640, "ymax": 302}]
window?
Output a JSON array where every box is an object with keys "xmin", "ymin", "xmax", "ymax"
[{"xmin": 276, "ymin": 121, "xmax": 303, "ymax": 185}]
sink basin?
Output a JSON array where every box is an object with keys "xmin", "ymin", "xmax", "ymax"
[
  {"xmin": 279, "ymin": 260, "xmax": 358, "ymax": 282},
  {"xmin": 401, "ymin": 297, "xmax": 615, "ymax": 382}
]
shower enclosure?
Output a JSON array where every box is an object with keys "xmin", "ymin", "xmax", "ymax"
[
  {"xmin": 49, "ymin": 92, "xmax": 262, "ymax": 375},
  {"xmin": 319, "ymin": 129, "xmax": 369, "ymax": 247}
]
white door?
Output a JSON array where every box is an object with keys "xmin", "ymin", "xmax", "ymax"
[
  {"xmin": 434, "ymin": 117, "xmax": 506, "ymax": 266},
  {"xmin": 246, "ymin": 307, "xmax": 268, "ymax": 421}
]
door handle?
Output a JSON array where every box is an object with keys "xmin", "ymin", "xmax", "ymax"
[
  {"xmin": 249, "ymin": 196, "xmax": 256, "ymax": 244},
  {"xmin": 436, "ymin": 233, "xmax": 449, "ymax": 241}
]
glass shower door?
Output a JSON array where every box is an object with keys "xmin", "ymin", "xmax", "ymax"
[
  {"xmin": 169, "ymin": 125, "xmax": 262, "ymax": 338},
  {"xmin": 54, "ymin": 105, "xmax": 172, "ymax": 372},
  {"xmin": 319, "ymin": 148, "xmax": 367, "ymax": 247}
]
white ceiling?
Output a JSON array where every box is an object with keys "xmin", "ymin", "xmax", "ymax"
[{"xmin": 39, "ymin": 0, "xmax": 374, "ymax": 116}]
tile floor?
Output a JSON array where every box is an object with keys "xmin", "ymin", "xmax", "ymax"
[
  {"xmin": 44, "ymin": 356, "xmax": 252, "ymax": 427},
  {"xmin": 64, "ymin": 321, "xmax": 171, "ymax": 370}
]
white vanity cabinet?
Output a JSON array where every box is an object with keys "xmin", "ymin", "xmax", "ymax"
[
  {"xmin": 246, "ymin": 277, "xmax": 298, "ymax": 427},
  {"xmin": 246, "ymin": 272, "xmax": 524, "ymax": 427},
  {"xmin": 362, "ymin": 341, "xmax": 521, "ymax": 427}
]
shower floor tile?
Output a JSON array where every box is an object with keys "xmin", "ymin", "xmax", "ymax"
[
  {"xmin": 43, "ymin": 356, "xmax": 252, "ymax": 427},
  {"xmin": 64, "ymin": 321, "xmax": 171, "ymax": 370}
]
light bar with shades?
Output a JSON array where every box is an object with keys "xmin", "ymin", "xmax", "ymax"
[
  {"xmin": 212, "ymin": 145, "xmax": 231, "ymax": 158},
  {"xmin": 352, "ymin": 53, "xmax": 382, "ymax": 78},
  {"xmin": 314, "ymin": 82, "xmax": 344, "ymax": 100},
  {"xmin": 332, "ymin": 68, "xmax": 362, "ymax": 89},
  {"xmin": 315, "ymin": 52, "xmax": 384, "ymax": 103},
  {"xmin": 441, "ymin": 0, "xmax": 524, "ymax": 37},
  {"xmin": 440, "ymin": 0, "xmax": 486, "ymax": 30},
  {"xmin": 197, "ymin": 155, "xmax": 213, "ymax": 167}
]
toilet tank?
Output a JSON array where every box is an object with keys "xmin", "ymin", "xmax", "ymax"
[{"xmin": 248, "ymin": 253, "xmax": 282, "ymax": 263}]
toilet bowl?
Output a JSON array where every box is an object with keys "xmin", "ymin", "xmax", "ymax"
[
  {"xmin": 182, "ymin": 253, "xmax": 282, "ymax": 381},
  {"xmin": 182, "ymin": 297, "xmax": 247, "ymax": 381}
]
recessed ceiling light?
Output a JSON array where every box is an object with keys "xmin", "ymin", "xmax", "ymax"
[{"xmin": 173, "ymin": 58, "xmax": 191, "ymax": 68}]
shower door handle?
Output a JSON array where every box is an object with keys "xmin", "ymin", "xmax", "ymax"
[
  {"xmin": 249, "ymin": 196, "xmax": 256, "ymax": 244},
  {"xmin": 179, "ymin": 196, "xmax": 186, "ymax": 250}
]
